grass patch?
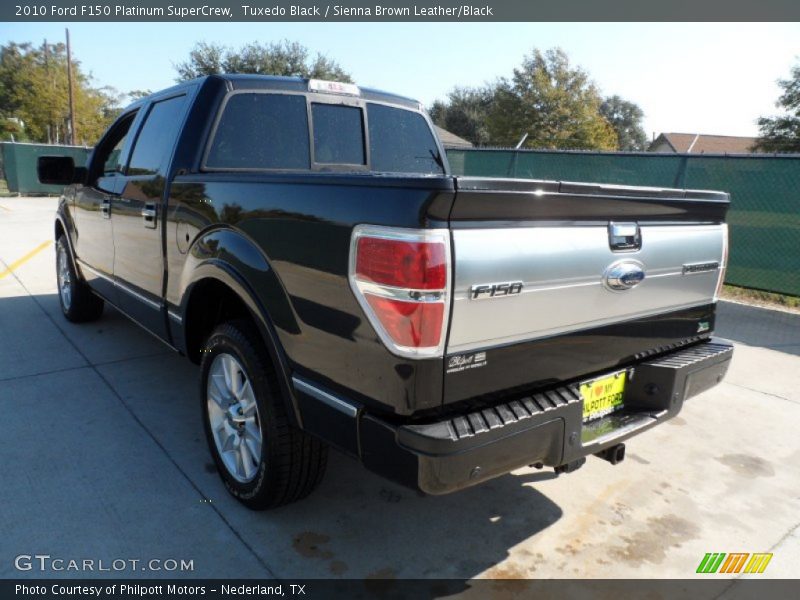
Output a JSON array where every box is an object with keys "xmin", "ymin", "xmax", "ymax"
[
  {"xmin": 0, "ymin": 178, "xmax": 10, "ymax": 196},
  {"xmin": 722, "ymin": 284, "xmax": 800, "ymax": 312}
]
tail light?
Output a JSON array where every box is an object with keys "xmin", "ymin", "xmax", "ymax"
[
  {"xmin": 349, "ymin": 225, "xmax": 451, "ymax": 358},
  {"xmin": 714, "ymin": 224, "xmax": 729, "ymax": 301}
]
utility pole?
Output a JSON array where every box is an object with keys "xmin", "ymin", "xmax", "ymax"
[
  {"xmin": 65, "ymin": 28, "xmax": 77, "ymax": 145},
  {"xmin": 44, "ymin": 39, "xmax": 51, "ymax": 144}
]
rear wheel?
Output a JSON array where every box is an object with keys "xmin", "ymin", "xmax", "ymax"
[
  {"xmin": 56, "ymin": 236, "xmax": 104, "ymax": 322},
  {"xmin": 201, "ymin": 320, "xmax": 328, "ymax": 509}
]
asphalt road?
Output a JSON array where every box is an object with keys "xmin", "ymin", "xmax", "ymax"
[{"xmin": 1, "ymin": 196, "xmax": 798, "ymax": 581}]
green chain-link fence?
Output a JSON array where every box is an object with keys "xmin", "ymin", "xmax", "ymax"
[{"xmin": 447, "ymin": 149, "xmax": 800, "ymax": 297}]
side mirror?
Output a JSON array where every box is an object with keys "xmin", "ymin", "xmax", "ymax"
[{"xmin": 37, "ymin": 156, "xmax": 86, "ymax": 186}]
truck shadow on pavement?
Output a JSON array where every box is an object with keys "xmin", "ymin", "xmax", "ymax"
[
  {"xmin": 1, "ymin": 293, "xmax": 563, "ymax": 582},
  {"xmin": 716, "ymin": 301, "xmax": 800, "ymax": 356}
]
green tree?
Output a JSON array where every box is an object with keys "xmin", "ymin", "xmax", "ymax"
[
  {"xmin": 429, "ymin": 86, "xmax": 494, "ymax": 146},
  {"xmin": 127, "ymin": 89, "xmax": 152, "ymax": 101},
  {"xmin": 487, "ymin": 48, "xmax": 617, "ymax": 150},
  {"xmin": 754, "ymin": 62, "xmax": 800, "ymax": 152},
  {"xmin": 0, "ymin": 115, "xmax": 27, "ymax": 142},
  {"xmin": 175, "ymin": 40, "xmax": 352, "ymax": 82},
  {"xmin": 0, "ymin": 41, "xmax": 119, "ymax": 145},
  {"xmin": 600, "ymin": 95, "xmax": 647, "ymax": 151}
]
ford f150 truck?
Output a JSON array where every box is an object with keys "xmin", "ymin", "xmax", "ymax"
[{"xmin": 38, "ymin": 75, "xmax": 733, "ymax": 509}]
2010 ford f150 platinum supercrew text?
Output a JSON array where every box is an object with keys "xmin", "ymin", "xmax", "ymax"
[{"xmin": 38, "ymin": 75, "xmax": 733, "ymax": 509}]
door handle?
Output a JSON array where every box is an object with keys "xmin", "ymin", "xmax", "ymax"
[
  {"xmin": 608, "ymin": 221, "xmax": 641, "ymax": 251},
  {"xmin": 142, "ymin": 203, "xmax": 157, "ymax": 229},
  {"xmin": 101, "ymin": 197, "xmax": 111, "ymax": 219}
]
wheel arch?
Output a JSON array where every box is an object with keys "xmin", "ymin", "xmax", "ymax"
[
  {"xmin": 176, "ymin": 229, "xmax": 303, "ymax": 426},
  {"xmin": 54, "ymin": 212, "xmax": 83, "ymax": 281}
]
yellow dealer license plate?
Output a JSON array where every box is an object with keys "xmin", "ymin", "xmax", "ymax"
[{"xmin": 581, "ymin": 371, "xmax": 627, "ymax": 422}]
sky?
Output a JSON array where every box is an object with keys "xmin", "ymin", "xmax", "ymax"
[{"xmin": 1, "ymin": 22, "xmax": 798, "ymax": 139}]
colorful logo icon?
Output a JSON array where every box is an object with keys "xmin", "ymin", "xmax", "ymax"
[{"xmin": 696, "ymin": 552, "xmax": 773, "ymax": 574}]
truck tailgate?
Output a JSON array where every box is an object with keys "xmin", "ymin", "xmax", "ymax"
[{"xmin": 444, "ymin": 177, "xmax": 729, "ymax": 404}]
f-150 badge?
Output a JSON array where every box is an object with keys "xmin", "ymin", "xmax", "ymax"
[{"xmin": 470, "ymin": 281, "xmax": 523, "ymax": 300}]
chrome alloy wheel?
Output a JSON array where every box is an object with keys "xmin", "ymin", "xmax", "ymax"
[
  {"xmin": 207, "ymin": 353, "xmax": 263, "ymax": 483},
  {"xmin": 57, "ymin": 241, "xmax": 72, "ymax": 311}
]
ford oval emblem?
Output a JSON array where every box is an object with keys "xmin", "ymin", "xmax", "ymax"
[{"xmin": 604, "ymin": 260, "xmax": 646, "ymax": 291}]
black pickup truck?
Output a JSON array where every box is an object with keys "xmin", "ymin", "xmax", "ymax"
[{"xmin": 39, "ymin": 75, "xmax": 733, "ymax": 509}]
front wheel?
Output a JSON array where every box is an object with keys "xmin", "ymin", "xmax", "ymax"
[
  {"xmin": 56, "ymin": 236, "xmax": 104, "ymax": 322},
  {"xmin": 201, "ymin": 320, "xmax": 328, "ymax": 509}
]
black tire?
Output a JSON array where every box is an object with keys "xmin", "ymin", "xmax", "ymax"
[
  {"xmin": 56, "ymin": 236, "xmax": 104, "ymax": 323},
  {"xmin": 201, "ymin": 320, "xmax": 328, "ymax": 509}
]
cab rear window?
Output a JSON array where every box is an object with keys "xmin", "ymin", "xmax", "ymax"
[
  {"xmin": 367, "ymin": 103, "xmax": 444, "ymax": 175},
  {"xmin": 205, "ymin": 92, "xmax": 444, "ymax": 175},
  {"xmin": 311, "ymin": 103, "xmax": 365, "ymax": 165},
  {"xmin": 205, "ymin": 93, "xmax": 310, "ymax": 170}
]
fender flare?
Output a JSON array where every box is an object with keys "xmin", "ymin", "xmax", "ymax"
[
  {"xmin": 176, "ymin": 229, "xmax": 303, "ymax": 427},
  {"xmin": 54, "ymin": 208, "xmax": 83, "ymax": 280}
]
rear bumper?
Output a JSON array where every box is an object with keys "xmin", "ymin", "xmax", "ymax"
[{"xmin": 356, "ymin": 338, "xmax": 733, "ymax": 494}]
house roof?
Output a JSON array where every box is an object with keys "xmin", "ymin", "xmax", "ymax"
[
  {"xmin": 649, "ymin": 132, "xmax": 761, "ymax": 154},
  {"xmin": 434, "ymin": 125, "xmax": 473, "ymax": 148}
]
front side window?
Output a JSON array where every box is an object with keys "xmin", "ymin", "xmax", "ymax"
[
  {"xmin": 311, "ymin": 103, "xmax": 365, "ymax": 166},
  {"xmin": 93, "ymin": 112, "xmax": 136, "ymax": 193},
  {"xmin": 205, "ymin": 93, "xmax": 310, "ymax": 170},
  {"xmin": 103, "ymin": 135, "xmax": 128, "ymax": 176},
  {"xmin": 367, "ymin": 103, "xmax": 444, "ymax": 175},
  {"xmin": 127, "ymin": 95, "xmax": 187, "ymax": 176}
]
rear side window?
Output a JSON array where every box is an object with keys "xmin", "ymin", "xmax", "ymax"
[
  {"xmin": 311, "ymin": 103, "xmax": 365, "ymax": 165},
  {"xmin": 206, "ymin": 93, "xmax": 310, "ymax": 170},
  {"xmin": 367, "ymin": 103, "xmax": 443, "ymax": 174},
  {"xmin": 128, "ymin": 95, "xmax": 187, "ymax": 176}
]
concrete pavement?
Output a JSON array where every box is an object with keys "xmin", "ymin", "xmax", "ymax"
[{"xmin": 1, "ymin": 196, "xmax": 798, "ymax": 581}]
